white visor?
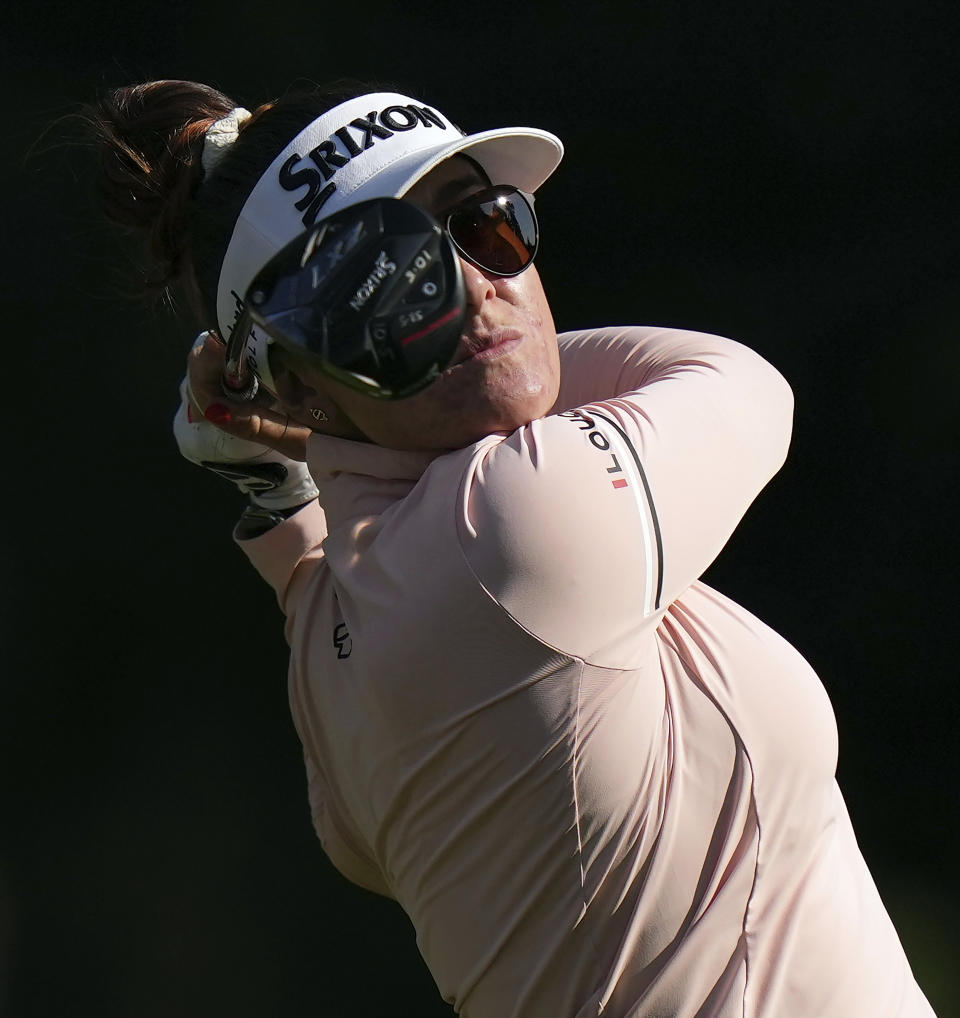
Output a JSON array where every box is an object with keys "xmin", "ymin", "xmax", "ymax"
[{"xmin": 214, "ymin": 91, "xmax": 563, "ymax": 394}]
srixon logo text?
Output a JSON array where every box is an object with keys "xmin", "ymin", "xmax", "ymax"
[
  {"xmin": 279, "ymin": 105, "xmax": 449, "ymax": 227},
  {"xmin": 560, "ymin": 410, "xmax": 629, "ymax": 490},
  {"xmin": 349, "ymin": 251, "xmax": 397, "ymax": 311}
]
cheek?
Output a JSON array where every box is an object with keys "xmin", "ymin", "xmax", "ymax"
[
  {"xmin": 502, "ymin": 271, "xmax": 560, "ymax": 395},
  {"xmin": 497, "ymin": 267, "xmax": 554, "ymax": 322}
]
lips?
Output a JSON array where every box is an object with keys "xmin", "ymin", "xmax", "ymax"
[{"xmin": 449, "ymin": 326, "xmax": 523, "ymax": 366}]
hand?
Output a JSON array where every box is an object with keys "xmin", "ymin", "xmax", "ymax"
[
  {"xmin": 174, "ymin": 333, "xmax": 318, "ymax": 510},
  {"xmin": 185, "ymin": 331, "xmax": 314, "ymax": 462}
]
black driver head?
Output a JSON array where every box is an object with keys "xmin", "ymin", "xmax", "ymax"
[{"xmin": 243, "ymin": 197, "xmax": 465, "ymax": 399}]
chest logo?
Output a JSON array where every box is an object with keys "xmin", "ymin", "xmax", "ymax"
[{"xmin": 333, "ymin": 623, "xmax": 353, "ymax": 660}]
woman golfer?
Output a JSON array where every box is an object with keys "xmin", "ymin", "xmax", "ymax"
[{"xmin": 89, "ymin": 78, "xmax": 937, "ymax": 1018}]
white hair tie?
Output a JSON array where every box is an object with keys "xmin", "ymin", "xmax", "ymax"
[{"xmin": 202, "ymin": 107, "xmax": 252, "ymax": 176}]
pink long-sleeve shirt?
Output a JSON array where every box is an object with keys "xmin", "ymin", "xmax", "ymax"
[{"xmin": 239, "ymin": 326, "xmax": 935, "ymax": 1018}]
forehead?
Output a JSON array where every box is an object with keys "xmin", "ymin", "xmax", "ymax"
[{"xmin": 403, "ymin": 154, "xmax": 489, "ymax": 213}]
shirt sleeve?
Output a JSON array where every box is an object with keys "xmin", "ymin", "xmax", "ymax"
[
  {"xmin": 458, "ymin": 326, "xmax": 794, "ymax": 668},
  {"xmin": 234, "ymin": 498, "xmax": 329, "ymax": 619}
]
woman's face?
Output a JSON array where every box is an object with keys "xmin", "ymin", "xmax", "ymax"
[{"xmin": 298, "ymin": 156, "xmax": 561, "ymax": 451}]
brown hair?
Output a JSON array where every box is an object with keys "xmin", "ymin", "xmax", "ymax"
[{"xmin": 86, "ymin": 77, "xmax": 395, "ymax": 327}]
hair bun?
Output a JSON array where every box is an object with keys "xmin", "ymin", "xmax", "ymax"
[{"xmin": 89, "ymin": 79, "xmax": 236, "ymax": 294}]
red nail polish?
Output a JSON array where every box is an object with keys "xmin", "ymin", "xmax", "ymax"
[{"xmin": 205, "ymin": 403, "xmax": 232, "ymax": 425}]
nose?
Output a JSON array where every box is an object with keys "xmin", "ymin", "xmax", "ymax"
[{"xmin": 458, "ymin": 256, "xmax": 496, "ymax": 310}]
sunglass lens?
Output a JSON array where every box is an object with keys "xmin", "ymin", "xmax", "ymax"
[{"xmin": 446, "ymin": 188, "xmax": 538, "ymax": 276}]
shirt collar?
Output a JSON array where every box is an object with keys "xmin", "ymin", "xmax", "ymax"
[{"xmin": 305, "ymin": 433, "xmax": 441, "ymax": 531}]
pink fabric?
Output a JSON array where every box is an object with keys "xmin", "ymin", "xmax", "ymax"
[{"xmin": 238, "ymin": 326, "xmax": 935, "ymax": 1018}]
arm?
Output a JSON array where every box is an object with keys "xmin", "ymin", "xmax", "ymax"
[
  {"xmin": 459, "ymin": 326, "xmax": 793, "ymax": 667},
  {"xmin": 175, "ymin": 333, "xmax": 328, "ymax": 613}
]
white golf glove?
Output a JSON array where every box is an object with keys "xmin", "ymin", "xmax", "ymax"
[{"xmin": 173, "ymin": 376, "xmax": 319, "ymax": 511}]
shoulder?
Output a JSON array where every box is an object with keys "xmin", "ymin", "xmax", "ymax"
[{"xmin": 456, "ymin": 417, "xmax": 660, "ymax": 665}]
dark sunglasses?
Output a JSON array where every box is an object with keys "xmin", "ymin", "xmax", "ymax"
[{"xmin": 440, "ymin": 185, "xmax": 539, "ymax": 277}]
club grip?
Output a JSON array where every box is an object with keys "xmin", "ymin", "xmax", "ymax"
[{"xmin": 220, "ymin": 306, "xmax": 260, "ymax": 402}]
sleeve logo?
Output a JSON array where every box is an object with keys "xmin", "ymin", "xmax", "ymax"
[
  {"xmin": 559, "ymin": 409, "xmax": 629, "ymax": 489},
  {"xmin": 560, "ymin": 408, "xmax": 664, "ymax": 614}
]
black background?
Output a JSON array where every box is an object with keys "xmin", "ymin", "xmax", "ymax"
[{"xmin": 2, "ymin": 1, "xmax": 958, "ymax": 1015}]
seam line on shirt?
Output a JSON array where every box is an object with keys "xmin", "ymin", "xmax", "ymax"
[
  {"xmin": 571, "ymin": 660, "xmax": 588, "ymax": 911},
  {"xmin": 660, "ymin": 618, "xmax": 761, "ymax": 1018}
]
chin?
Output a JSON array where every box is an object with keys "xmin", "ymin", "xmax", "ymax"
[
  {"xmin": 367, "ymin": 402, "xmax": 537, "ymax": 452},
  {"xmin": 346, "ymin": 354, "xmax": 561, "ymax": 451},
  {"xmin": 443, "ymin": 393, "xmax": 557, "ymax": 449}
]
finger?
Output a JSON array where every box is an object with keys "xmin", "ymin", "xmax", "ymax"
[
  {"xmin": 185, "ymin": 335, "xmax": 311, "ymax": 460},
  {"xmin": 187, "ymin": 336, "xmax": 250, "ymax": 415},
  {"xmin": 202, "ymin": 403, "xmax": 312, "ymax": 462},
  {"xmin": 187, "ymin": 333, "xmax": 228, "ymax": 401},
  {"xmin": 187, "ymin": 332, "xmax": 273, "ymax": 413}
]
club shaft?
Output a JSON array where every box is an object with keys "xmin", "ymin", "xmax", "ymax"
[{"xmin": 221, "ymin": 307, "xmax": 259, "ymax": 401}]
